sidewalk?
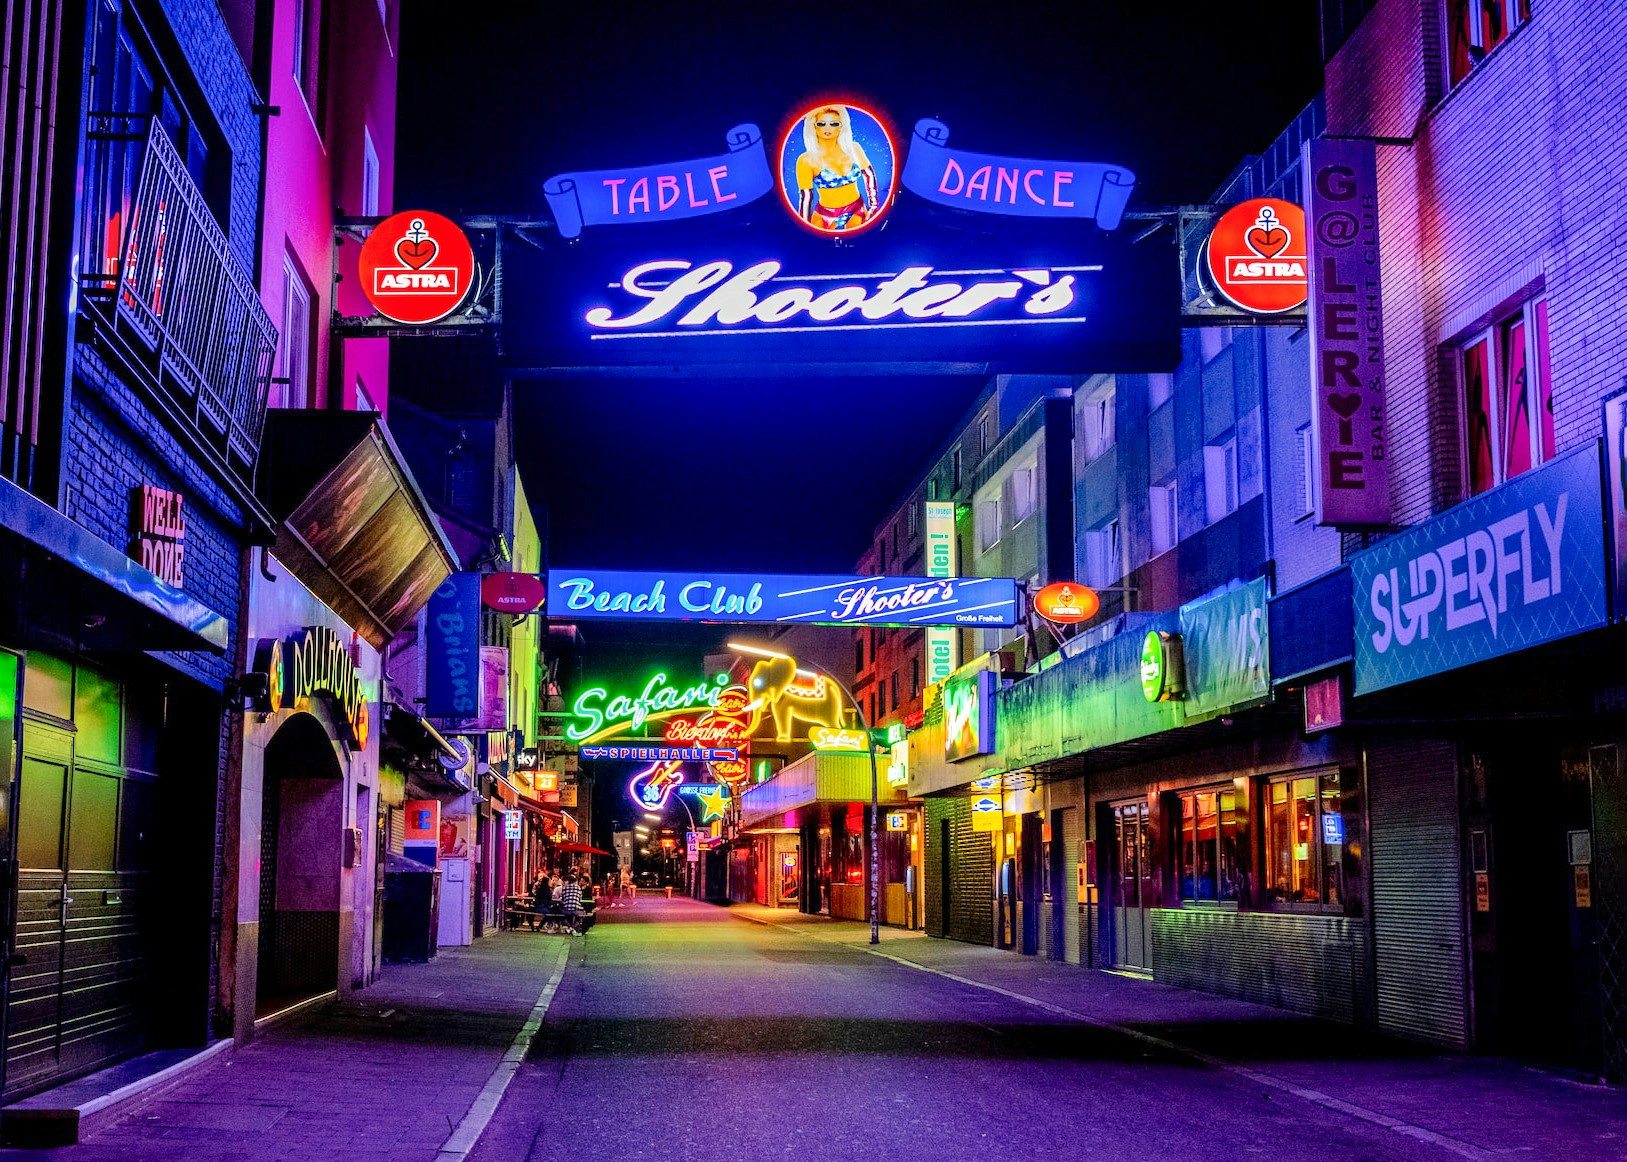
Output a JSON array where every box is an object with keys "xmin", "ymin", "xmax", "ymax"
[
  {"xmin": 18, "ymin": 931, "xmax": 567, "ymax": 1162},
  {"xmin": 730, "ymin": 903, "xmax": 1627, "ymax": 1162}
]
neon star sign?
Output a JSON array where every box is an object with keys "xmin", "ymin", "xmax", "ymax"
[
  {"xmin": 680, "ymin": 784, "xmax": 732, "ymax": 824},
  {"xmin": 567, "ymin": 671, "xmax": 731, "ymax": 743}
]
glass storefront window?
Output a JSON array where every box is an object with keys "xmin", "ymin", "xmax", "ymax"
[
  {"xmin": 1263, "ymin": 770, "xmax": 1346, "ymax": 910},
  {"xmin": 1176, "ymin": 787, "xmax": 1238, "ymax": 905}
]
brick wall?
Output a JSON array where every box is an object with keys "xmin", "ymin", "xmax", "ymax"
[
  {"xmin": 1326, "ymin": 0, "xmax": 1627, "ymax": 527},
  {"xmin": 923, "ymin": 796, "xmax": 994, "ymax": 945}
]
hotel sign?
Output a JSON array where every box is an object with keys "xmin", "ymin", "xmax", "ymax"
[
  {"xmin": 924, "ymin": 501, "xmax": 959, "ymax": 685},
  {"xmin": 549, "ymin": 569, "xmax": 1021, "ymax": 629},
  {"xmin": 1352, "ymin": 445, "xmax": 1607, "ymax": 695}
]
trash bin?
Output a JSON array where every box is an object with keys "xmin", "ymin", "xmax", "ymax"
[{"xmin": 383, "ymin": 852, "xmax": 441, "ymax": 962}]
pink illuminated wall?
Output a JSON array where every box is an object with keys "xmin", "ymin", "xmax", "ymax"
[{"xmin": 257, "ymin": 0, "xmax": 398, "ymax": 416}]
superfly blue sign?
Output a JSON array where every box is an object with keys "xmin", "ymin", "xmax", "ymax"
[
  {"xmin": 1351, "ymin": 444, "xmax": 1608, "ymax": 695},
  {"xmin": 548, "ymin": 569, "xmax": 1021, "ymax": 628}
]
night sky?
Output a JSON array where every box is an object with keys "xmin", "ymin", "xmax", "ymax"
[{"xmin": 394, "ymin": 2, "xmax": 1323, "ymax": 674}]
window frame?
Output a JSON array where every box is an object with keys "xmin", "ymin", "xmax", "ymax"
[
  {"xmin": 975, "ymin": 496, "xmax": 1001, "ymax": 554},
  {"xmin": 1456, "ymin": 295, "xmax": 1553, "ymax": 498},
  {"xmin": 1294, "ymin": 423, "xmax": 1316, "ymax": 519},
  {"xmin": 361, "ymin": 126, "xmax": 381, "ymax": 217},
  {"xmin": 1149, "ymin": 479, "xmax": 1177, "ymax": 557},
  {"xmin": 1259, "ymin": 769, "xmax": 1347, "ymax": 914},
  {"xmin": 1173, "ymin": 786, "xmax": 1241, "ymax": 908},
  {"xmin": 1011, "ymin": 461, "xmax": 1037, "ymax": 524},
  {"xmin": 277, "ymin": 253, "xmax": 313, "ymax": 409},
  {"xmin": 1447, "ymin": 0, "xmax": 1531, "ymax": 88},
  {"xmin": 1079, "ymin": 383, "xmax": 1117, "ymax": 464},
  {"xmin": 1203, "ymin": 436, "xmax": 1239, "ymax": 523}
]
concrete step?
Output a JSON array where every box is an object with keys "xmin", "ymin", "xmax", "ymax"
[{"xmin": 1, "ymin": 1039, "xmax": 232, "ymax": 1147}]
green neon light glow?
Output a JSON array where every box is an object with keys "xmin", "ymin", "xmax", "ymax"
[{"xmin": 567, "ymin": 672, "xmax": 730, "ymax": 742}]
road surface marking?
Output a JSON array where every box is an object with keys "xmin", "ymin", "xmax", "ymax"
[{"xmin": 436, "ymin": 941, "xmax": 570, "ymax": 1161}]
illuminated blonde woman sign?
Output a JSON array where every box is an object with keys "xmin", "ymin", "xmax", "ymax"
[{"xmin": 778, "ymin": 102, "xmax": 896, "ymax": 236}]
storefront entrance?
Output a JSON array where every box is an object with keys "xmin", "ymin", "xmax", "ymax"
[
  {"xmin": 1112, "ymin": 800, "xmax": 1153, "ymax": 971},
  {"xmin": 256, "ymin": 714, "xmax": 343, "ymax": 1017}
]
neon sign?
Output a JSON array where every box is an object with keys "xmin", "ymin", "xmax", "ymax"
[
  {"xmin": 629, "ymin": 761, "xmax": 685, "ymax": 810},
  {"xmin": 1032, "ymin": 582, "xmax": 1100, "ymax": 626},
  {"xmin": 551, "ymin": 570, "xmax": 1021, "ymax": 629},
  {"xmin": 582, "ymin": 745, "xmax": 738, "ymax": 762},
  {"xmin": 944, "ymin": 670, "xmax": 996, "ymax": 762},
  {"xmin": 746, "ymin": 657, "xmax": 845, "ymax": 741},
  {"xmin": 566, "ymin": 672, "xmax": 731, "ymax": 742},
  {"xmin": 256, "ymin": 627, "xmax": 371, "ymax": 749},
  {"xmin": 584, "ymin": 259, "xmax": 1087, "ymax": 336},
  {"xmin": 679, "ymin": 784, "xmax": 732, "ymax": 824},
  {"xmin": 667, "ymin": 684, "xmax": 754, "ymax": 784},
  {"xmin": 810, "ymin": 727, "xmax": 869, "ymax": 752},
  {"xmin": 900, "ymin": 118, "xmax": 1136, "ymax": 229}
]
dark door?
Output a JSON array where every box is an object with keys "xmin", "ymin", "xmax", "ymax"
[
  {"xmin": 1020, "ymin": 813, "xmax": 1042, "ymax": 955},
  {"xmin": 1113, "ymin": 801, "xmax": 1152, "ymax": 971},
  {"xmin": 939, "ymin": 818, "xmax": 951, "ymax": 935}
]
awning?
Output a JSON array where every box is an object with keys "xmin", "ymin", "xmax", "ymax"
[
  {"xmin": 257, "ymin": 411, "xmax": 456, "ymax": 650},
  {"xmin": 0, "ymin": 474, "xmax": 229, "ymax": 655}
]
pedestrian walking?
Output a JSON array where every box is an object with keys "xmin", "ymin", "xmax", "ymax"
[
  {"xmin": 621, "ymin": 865, "xmax": 635, "ymax": 904},
  {"xmin": 559, "ymin": 872, "xmax": 584, "ymax": 937}
]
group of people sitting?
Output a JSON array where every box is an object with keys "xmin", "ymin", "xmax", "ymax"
[{"xmin": 523, "ymin": 868, "xmax": 630, "ymax": 936}]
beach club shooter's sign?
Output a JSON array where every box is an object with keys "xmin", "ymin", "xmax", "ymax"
[{"xmin": 548, "ymin": 569, "xmax": 1022, "ymax": 629}]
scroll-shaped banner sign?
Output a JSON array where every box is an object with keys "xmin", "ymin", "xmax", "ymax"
[
  {"xmin": 900, "ymin": 119, "xmax": 1137, "ymax": 230},
  {"xmin": 543, "ymin": 124, "xmax": 774, "ymax": 239}
]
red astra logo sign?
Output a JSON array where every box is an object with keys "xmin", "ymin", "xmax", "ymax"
[
  {"xmin": 1204, "ymin": 198, "xmax": 1307, "ymax": 315},
  {"xmin": 1032, "ymin": 581, "xmax": 1100, "ymax": 626},
  {"xmin": 358, "ymin": 210, "xmax": 474, "ymax": 325},
  {"xmin": 481, "ymin": 572, "xmax": 547, "ymax": 614}
]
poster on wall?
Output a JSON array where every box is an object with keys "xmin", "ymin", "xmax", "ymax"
[
  {"xmin": 404, "ymin": 799, "xmax": 440, "ymax": 867},
  {"xmin": 439, "ymin": 814, "xmax": 472, "ymax": 859}
]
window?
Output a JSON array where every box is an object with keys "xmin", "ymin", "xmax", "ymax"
[
  {"xmin": 908, "ymin": 502, "xmax": 920, "ymax": 539},
  {"xmin": 855, "ymin": 636, "xmax": 865, "ymax": 674},
  {"xmin": 890, "ymin": 672, "xmax": 899, "ymax": 713},
  {"xmin": 277, "ymin": 255, "xmax": 312, "ymax": 409},
  {"xmin": 1148, "ymin": 372, "xmax": 1174, "ymax": 410},
  {"xmin": 1149, "ymin": 481, "xmax": 1177, "ymax": 556},
  {"xmin": 927, "ymin": 477, "xmax": 939, "ymax": 502},
  {"xmin": 1449, "ymin": 0, "xmax": 1530, "ymax": 87},
  {"xmin": 1080, "ymin": 384, "xmax": 1116, "ymax": 462},
  {"xmin": 910, "ymin": 657, "xmax": 920, "ymax": 700},
  {"xmin": 355, "ymin": 376, "xmax": 377, "ymax": 413},
  {"xmin": 1263, "ymin": 772, "xmax": 1345, "ymax": 909},
  {"xmin": 361, "ymin": 127, "xmax": 381, "ymax": 216},
  {"xmin": 1175, "ymin": 788, "xmax": 1240, "ymax": 904},
  {"xmin": 1083, "ymin": 519, "xmax": 1119, "ymax": 588},
  {"xmin": 951, "ymin": 448, "xmax": 963, "ymax": 491},
  {"xmin": 1460, "ymin": 297, "xmax": 1554, "ymax": 496},
  {"xmin": 976, "ymin": 497, "xmax": 1001, "ymax": 553},
  {"xmin": 892, "ymin": 521, "xmax": 901, "ymax": 559},
  {"xmin": 978, "ymin": 414, "xmax": 991, "ymax": 456},
  {"xmin": 1295, "ymin": 423, "xmax": 1316, "ymax": 518},
  {"xmin": 1011, "ymin": 463, "xmax": 1036, "ymax": 523},
  {"xmin": 1204, "ymin": 437, "xmax": 1238, "ymax": 523}
]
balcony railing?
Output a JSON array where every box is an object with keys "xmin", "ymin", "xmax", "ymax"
[{"xmin": 79, "ymin": 118, "xmax": 276, "ymax": 475}]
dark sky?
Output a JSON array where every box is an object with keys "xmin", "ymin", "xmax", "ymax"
[{"xmin": 394, "ymin": 2, "xmax": 1323, "ymax": 673}]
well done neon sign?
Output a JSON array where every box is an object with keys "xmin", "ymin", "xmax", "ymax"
[{"xmin": 585, "ymin": 259, "xmax": 1090, "ymax": 339}]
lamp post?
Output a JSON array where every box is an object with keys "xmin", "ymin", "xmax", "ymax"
[{"xmin": 731, "ymin": 643, "xmax": 880, "ymax": 946}]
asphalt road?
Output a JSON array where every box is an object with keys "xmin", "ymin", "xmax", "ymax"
[{"xmin": 469, "ymin": 898, "xmax": 1427, "ymax": 1162}]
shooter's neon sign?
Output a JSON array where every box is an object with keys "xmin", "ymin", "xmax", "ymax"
[{"xmin": 584, "ymin": 259, "xmax": 1087, "ymax": 338}]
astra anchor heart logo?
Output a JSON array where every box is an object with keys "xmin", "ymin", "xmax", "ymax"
[
  {"xmin": 1244, "ymin": 205, "xmax": 1291, "ymax": 259},
  {"xmin": 394, "ymin": 219, "xmax": 439, "ymax": 270}
]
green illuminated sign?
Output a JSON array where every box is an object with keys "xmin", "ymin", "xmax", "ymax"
[
  {"xmin": 1140, "ymin": 631, "xmax": 1186, "ymax": 703},
  {"xmin": 567, "ymin": 672, "xmax": 731, "ymax": 742}
]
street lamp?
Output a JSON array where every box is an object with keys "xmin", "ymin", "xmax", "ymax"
[{"xmin": 730, "ymin": 642, "xmax": 881, "ymax": 946}]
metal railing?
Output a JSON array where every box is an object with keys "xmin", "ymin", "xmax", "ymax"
[{"xmin": 79, "ymin": 118, "xmax": 276, "ymax": 474}]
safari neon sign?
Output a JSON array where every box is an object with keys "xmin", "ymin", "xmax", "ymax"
[
  {"xmin": 584, "ymin": 259, "xmax": 1090, "ymax": 339},
  {"xmin": 566, "ymin": 672, "xmax": 731, "ymax": 743}
]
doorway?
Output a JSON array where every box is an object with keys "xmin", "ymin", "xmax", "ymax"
[
  {"xmin": 256, "ymin": 714, "xmax": 343, "ymax": 1018},
  {"xmin": 1019, "ymin": 813, "xmax": 1043, "ymax": 955},
  {"xmin": 1112, "ymin": 800, "xmax": 1153, "ymax": 971}
]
